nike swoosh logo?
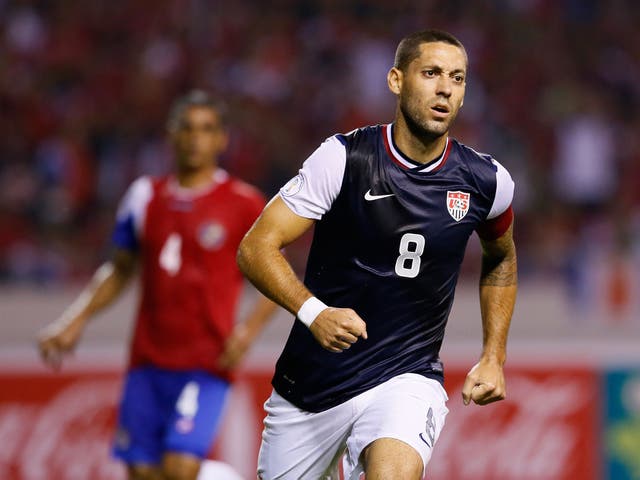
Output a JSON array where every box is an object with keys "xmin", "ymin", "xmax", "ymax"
[{"xmin": 364, "ymin": 189, "xmax": 395, "ymax": 201}]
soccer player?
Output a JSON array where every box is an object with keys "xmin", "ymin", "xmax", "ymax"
[
  {"xmin": 38, "ymin": 90, "xmax": 277, "ymax": 480},
  {"xmin": 237, "ymin": 29, "xmax": 517, "ymax": 479}
]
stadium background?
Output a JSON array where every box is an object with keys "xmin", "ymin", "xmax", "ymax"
[{"xmin": 0, "ymin": 1, "xmax": 639, "ymax": 479}]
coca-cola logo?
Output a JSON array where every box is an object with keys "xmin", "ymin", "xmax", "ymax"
[
  {"xmin": 1, "ymin": 379, "xmax": 125, "ymax": 480},
  {"xmin": 0, "ymin": 374, "xmax": 265, "ymax": 480},
  {"xmin": 429, "ymin": 371, "xmax": 598, "ymax": 480}
]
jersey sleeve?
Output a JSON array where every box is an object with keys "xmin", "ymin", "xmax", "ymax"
[
  {"xmin": 476, "ymin": 159, "xmax": 515, "ymax": 240},
  {"xmin": 279, "ymin": 135, "xmax": 347, "ymax": 219},
  {"xmin": 111, "ymin": 176, "xmax": 153, "ymax": 252}
]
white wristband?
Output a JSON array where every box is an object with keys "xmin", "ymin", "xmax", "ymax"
[{"xmin": 297, "ymin": 296, "xmax": 328, "ymax": 328}]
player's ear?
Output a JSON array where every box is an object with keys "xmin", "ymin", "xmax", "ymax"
[{"xmin": 387, "ymin": 68, "xmax": 402, "ymax": 95}]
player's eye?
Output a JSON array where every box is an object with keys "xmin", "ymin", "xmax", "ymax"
[
  {"xmin": 453, "ymin": 75, "xmax": 465, "ymax": 83},
  {"xmin": 423, "ymin": 70, "xmax": 436, "ymax": 77}
]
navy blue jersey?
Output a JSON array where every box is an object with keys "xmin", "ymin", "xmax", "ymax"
[{"xmin": 274, "ymin": 124, "xmax": 514, "ymax": 412}]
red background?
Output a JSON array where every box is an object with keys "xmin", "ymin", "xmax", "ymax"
[{"xmin": 0, "ymin": 364, "xmax": 600, "ymax": 480}]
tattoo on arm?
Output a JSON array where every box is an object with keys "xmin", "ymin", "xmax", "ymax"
[{"xmin": 480, "ymin": 226, "xmax": 517, "ymax": 287}]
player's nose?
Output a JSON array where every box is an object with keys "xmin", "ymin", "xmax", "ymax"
[{"xmin": 435, "ymin": 76, "xmax": 452, "ymax": 97}]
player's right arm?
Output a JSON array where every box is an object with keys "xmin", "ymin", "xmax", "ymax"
[
  {"xmin": 237, "ymin": 197, "xmax": 367, "ymax": 353},
  {"xmin": 38, "ymin": 176, "xmax": 151, "ymax": 369},
  {"xmin": 237, "ymin": 136, "xmax": 367, "ymax": 352},
  {"xmin": 37, "ymin": 248, "xmax": 137, "ymax": 369}
]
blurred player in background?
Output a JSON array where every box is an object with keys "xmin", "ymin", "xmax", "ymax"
[
  {"xmin": 238, "ymin": 29, "xmax": 517, "ymax": 479},
  {"xmin": 38, "ymin": 90, "xmax": 277, "ymax": 480}
]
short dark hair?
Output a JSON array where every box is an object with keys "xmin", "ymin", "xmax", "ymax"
[
  {"xmin": 394, "ymin": 29, "xmax": 467, "ymax": 72},
  {"xmin": 167, "ymin": 89, "xmax": 228, "ymax": 131}
]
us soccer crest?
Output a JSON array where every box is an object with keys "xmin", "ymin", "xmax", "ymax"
[{"xmin": 447, "ymin": 191, "xmax": 470, "ymax": 221}]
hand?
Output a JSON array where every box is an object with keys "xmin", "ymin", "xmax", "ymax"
[
  {"xmin": 218, "ymin": 324, "xmax": 254, "ymax": 370},
  {"xmin": 461, "ymin": 358, "xmax": 506, "ymax": 406},
  {"xmin": 309, "ymin": 307, "xmax": 367, "ymax": 353},
  {"xmin": 37, "ymin": 318, "xmax": 85, "ymax": 370}
]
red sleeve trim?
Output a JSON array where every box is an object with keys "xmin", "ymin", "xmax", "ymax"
[{"xmin": 476, "ymin": 206, "xmax": 514, "ymax": 241}]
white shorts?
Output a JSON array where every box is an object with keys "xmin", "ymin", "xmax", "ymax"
[{"xmin": 257, "ymin": 373, "xmax": 449, "ymax": 480}]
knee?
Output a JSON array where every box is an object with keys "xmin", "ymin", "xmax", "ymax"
[
  {"xmin": 161, "ymin": 465, "xmax": 199, "ymax": 480},
  {"xmin": 127, "ymin": 465, "xmax": 161, "ymax": 480},
  {"xmin": 363, "ymin": 438, "xmax": 424, "ymax": 480},
  {"xmin": 161, "ymin": 453, "xmax": 201, "ymax": 480},
  {"xmin": 369, "ymin": 462, "xmax": 423, "ymax": 480},
  {"xmin": 161, "ymin": 468, "xmax": 198, "ymax": 480}
]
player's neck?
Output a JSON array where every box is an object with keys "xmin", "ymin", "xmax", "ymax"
[
  {"xmin": 392, "ymin": 119, "xmax": 448, "ymax": 165},
  {"xmin": 175, "ymin": 165, "xmax": 218, "ymax": 189}
]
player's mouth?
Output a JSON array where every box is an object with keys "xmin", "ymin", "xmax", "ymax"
[{"xmin": 430, "ymin": 104, "xmax": 450, "ymax": 119}]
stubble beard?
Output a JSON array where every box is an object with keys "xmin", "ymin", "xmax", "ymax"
[{"xmin": 399, "ymin": 96, "xmax": 451, "ymax": 142}]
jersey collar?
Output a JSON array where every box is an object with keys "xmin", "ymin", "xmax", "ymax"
[
  {"xmin": 382, "ymin": 123, "xmax": 451, "ymax": 173},
  {"xmin": 166, "ymin": 169, "xmax": 229, "ymax": 198}
]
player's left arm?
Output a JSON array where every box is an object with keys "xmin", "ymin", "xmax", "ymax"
[
  {"xmin": 462, "ymin": 222, "xmax": 517, "ymax": 406},
  {"xmin": 218, "ymin": 293, "xmax": 279, "ymax": 370}
]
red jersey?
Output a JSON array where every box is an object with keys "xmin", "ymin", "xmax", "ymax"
[{"xmin": 112, "ymin": 170, "xmax": 265, "ymax": 379}]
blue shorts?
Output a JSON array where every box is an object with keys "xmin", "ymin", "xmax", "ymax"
[{"xmin": 112, "ymin": 366, "xmax": 230, "ymax": 465}]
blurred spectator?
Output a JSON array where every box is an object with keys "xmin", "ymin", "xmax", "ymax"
[
  {"xmin": 552, "ymin": 90, "xmax": 617, "ymax": 209},
  {"xmin": 0, "ymin": 0, "xmax": 638, "ymax": 292}
]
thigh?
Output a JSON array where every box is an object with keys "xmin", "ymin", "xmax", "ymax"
[
  {"xmin": 344, "ymin": 373, "xmax": 449, "ymax": 479},
  {"xmin": 362, "ymin": 437, "xmax": 423, "ymax": 480},
  {"xmin": 164, "ymin": 371, "xmax": 230, "ymax": 459},
  {"xmin": 257, "ymin": 389, "xmax": 353, "ymax": 480},
  {"xmin": 113, "ymin": 367, "xmax": 164, "ymax": 465}
]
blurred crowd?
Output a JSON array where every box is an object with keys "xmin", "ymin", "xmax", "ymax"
[{"xmin": 1, "ymin": 0, "xmax": 639, "ymax": 311}]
